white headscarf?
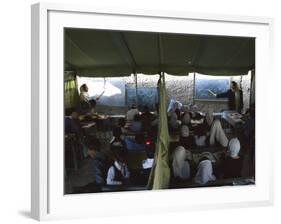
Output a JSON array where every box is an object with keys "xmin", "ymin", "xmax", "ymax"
[
  {"xmin": 172, "ymin": 146, "xmax": 191, "ymax": 180},
  {"xmin": 182, "ymin": 112, "xmax": 191, "ymax": 125},
  {"xmin": 181, "ymin": 125, "xmax": 190, "ymax": 137},
  {"xmin": 167, "ymin": 99, "xmax": 183, "ymax": 113},
  {"xmin": 205, "ymin": 111, "xmax": 214, "ymax": 126},
  {"xmin": 228, "ymin": 138, "xmax": 240, "ymax": 158},
  {"xmin": 193, "ymin": 160, "xmax": 216, "ymax": 185}
]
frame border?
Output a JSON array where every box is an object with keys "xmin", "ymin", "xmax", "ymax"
[{"xmin": 31, "ymin": 2, "xmax": 274, "ymax": 221}]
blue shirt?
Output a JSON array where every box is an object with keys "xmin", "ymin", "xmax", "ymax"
[{"xmin": 124, "ymin": 137, "xmax": 147, "ymax": 151}]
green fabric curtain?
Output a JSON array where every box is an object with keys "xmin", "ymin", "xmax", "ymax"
[
  {"xmin": 64, "ymin": 78, "xmax": 79, "ymax": 109},
  {"xmin": 147, "ymin": 73, "xmax": 171, "ymax": 190}
]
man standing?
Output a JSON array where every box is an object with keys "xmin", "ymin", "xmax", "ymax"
[
  {"xmin": 216, "ymin": 81, "xmax": 243, "ymax": 113},
  {"xmin": 79, "ymin": 83, "xmax": 103, "ymax": 113}
]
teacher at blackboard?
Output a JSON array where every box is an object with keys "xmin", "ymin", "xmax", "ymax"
[{"xmin": 215, "ymin": 81, "xmax": 243, "ymax": 113}]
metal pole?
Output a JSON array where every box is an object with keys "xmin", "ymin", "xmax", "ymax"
[
  {"xmin": 193, "ymin": 72, "xmax": 196, "ymax": 105},
  {"xmin": 134, "ymin": 73, "xmax": 138, "ymax": 107}
]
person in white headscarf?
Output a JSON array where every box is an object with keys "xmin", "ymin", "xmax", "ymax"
[
  {"xmin": 182, "ymin": 112, "xmax": 191, "ymax": 125},
  {"xmin": 169, "ymin": 111, "xmax": 181, "ymax": 130},
  {"xmin": 181, "ymin": 125, "xmax": 189, "ymax": 138},
  {"xmin": 167, "ymin": 99, "xmax": 183, "ymax": 114},
  {"xmin": 193, "ymin": 159, "xmax": 216, "ymax": 185},
  {"xmin": 222, "ymin": 138, "xmax": 243, "ymax": 178},
  {"xmin": 172, "ymin": 146, "xmax": 192, "ymax": 180},
  {"xmin": 228, "ymin": 138, "xmax": 240, "ymax": 157}
]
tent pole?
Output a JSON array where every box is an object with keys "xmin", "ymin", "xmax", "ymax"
[
  {"xmin": 193, "ymin": 72, "xmax": 196, "ymax": 105},
  {"xmin": 134, "ymin": 73, "xmax": 138, "ymax": 107}
]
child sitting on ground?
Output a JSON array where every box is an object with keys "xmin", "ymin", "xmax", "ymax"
[
  {"xmin": 106, "ymin": 150, "xmax": 130, "ymax": 186},
  {"xmin": 85, "ymin": 138, "xmax": 109, "ymax": 190},
  {"xmin": 110, "ymin": 127, "xmax": 127, "ymax": 154}
]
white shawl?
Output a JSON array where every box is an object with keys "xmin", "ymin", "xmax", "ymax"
[
  {"xmin": 193, "ymin": 160, "xmax": 216, "ymax": 185},
  {"xmin": 228, "ymin": 138, "xmax": 240, "ymax": 158},
  {"xmin": 172, "ymin": 146, "xmax": 191, "ymax": 180}
]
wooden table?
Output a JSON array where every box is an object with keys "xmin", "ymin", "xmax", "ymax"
[{"xmin": 221, "ymin": 111, "xmax": 245, "ymax": 128}]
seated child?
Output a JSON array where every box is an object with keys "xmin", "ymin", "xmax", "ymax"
[
  {"xmin": 222, "ymin": 138, "xmax": 243, "ymax": 178},
  {"xmin": 65, "ymin": 111, "xmax": 83, "ymax": 139},
  {"xmin": 172, "ymin": 146, "xmax": 192, "ymax": 181},
  {"xmin": 130, "ymin": 114, "xmax": 142, "ymax": 133},
  {"xmin": 106, "ymin": 150, "xmax": 130, "ymax": 186},
  {"xmin": 110, "ymin": 127, "xmax": 127, "ymax": 153},
  {"xmin": 179, "ymin": 125, "xmax": 195, "ymax": 149},
  {"xmin": 86, "ymin": 137, "xmax": 108, "ymax": 187},
  {"xmin": 126, "ymin": 104, "xmax": 140, "ymax": 128},
  {"xmin": 181, "ymin": 112, "xmax": 191, "ymax": 126},
  {"xmin": 169, "ymin": 110, "xmax": 181, "ymax": 131},
  {"xmin": 193, "ymin": 122, "xmax": 208, "ymax": 147},
  {"xmin": 193, "ymin": 159, "xmax": 216, "ymax": 185},
  {"xmin": 118, "ymin": 117, "xmax": 128, "ymax": 134},
  {"xmin": 193, "ymin": 112, "xmax": 228, "ymax": 148},
  {"xmin": 141, "ymin": 105, "xmax": 154, "ymax": 132},
  {"xmin": 124, "ymin": 133, "xmax": 147, "ymax": 151},
  {"xmin": 130, "ymin": 142, "xmax": 155, "ymax": 185}
]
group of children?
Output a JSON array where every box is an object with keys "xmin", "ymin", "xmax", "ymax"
[
  {"xmin": 66, "ymin": 90, "xmax": 254, "ymax": 191},
  {"xmin": 86, "ymin": 135, "xmax": 154, "ymax": 188},
  {"xmin": 86, "ymin": 102, "xmax": 247, "ymax": 189},
  {"xmin": 172, "ymin": 137, "xmax": 243, "ymax": 185},
  {"xmin": 168, "ymin": 103, "xmax": 255, "ymax": 186}
]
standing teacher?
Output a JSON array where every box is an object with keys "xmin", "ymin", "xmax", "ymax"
[
  {"xmin": 79, "ymin": 83, "xmax": 103, "ymax": 113},
  {"xmin": 215, "ymin": 81, "xmax": 243, "ymax": 113}
]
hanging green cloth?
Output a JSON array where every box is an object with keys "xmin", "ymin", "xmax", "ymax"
[
  {"xmin": 64, "ymin": 78, "xmax": 79, "ymax": 109},
  {"xmin": 147, "ymin": 73, "xmax": 171, "ymax": 190}
]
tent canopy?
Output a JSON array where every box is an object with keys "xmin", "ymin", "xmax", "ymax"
[{"xmin": 65, "ymin": 28, "xmax": 255, "ymax": 77}]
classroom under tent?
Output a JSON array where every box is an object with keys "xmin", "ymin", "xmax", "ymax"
[{"xmin": 64, "ymin": 28, "xmax": 255, "ymax": 190}]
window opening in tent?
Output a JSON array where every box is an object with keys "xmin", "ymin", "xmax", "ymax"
[{"xmin": 194, "ymin": 73, "xmax": 231, "ymax": 101}]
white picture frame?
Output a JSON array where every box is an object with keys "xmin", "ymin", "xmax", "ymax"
[{"xmin": 31, "ymin": 2, "xmax": 274, "ymax": 221}]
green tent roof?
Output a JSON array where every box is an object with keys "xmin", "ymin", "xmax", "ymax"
[{"xmin": 64, "ymin": 28, "xmax": 255, "ymax": 77}]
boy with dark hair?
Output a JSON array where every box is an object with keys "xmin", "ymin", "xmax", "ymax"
[
  {"xmin": 85, "ymin": 138, "xmax": 108, "ymax": 187},
  {"xmin": 141, "ymin": 105, "xmax": 154, "ymax": 132},
  {"xmin": 118, "ymin": 117, "xmax": 128, "ymax": 134},
  {"xmin": 110, "ymin": 127, "xmax": 127, "ymax": 153},
  {"xmin": 106, "ymin": 149, "xmax": 130, "ymax": 186}
]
